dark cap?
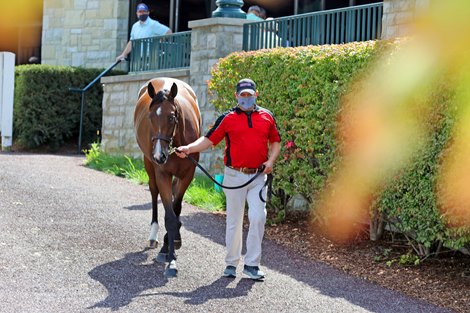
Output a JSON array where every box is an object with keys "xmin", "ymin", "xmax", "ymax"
[
  {"xmin": 236, "ymin": 78, "xmax": 256, "ymax": 95},
  {"xmin": 136, "ymin": 3, "xmax": 149, "ymax": 12}
]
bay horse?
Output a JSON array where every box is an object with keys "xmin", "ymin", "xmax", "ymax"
[{"xmin": 134, "ymin": 77, "xmax": 201, "ymax": 277}]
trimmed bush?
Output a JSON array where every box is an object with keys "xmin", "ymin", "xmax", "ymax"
[
  {"xmin": 209, "ymin": 41, "xmax": 470, "ymax": 253},
  {"xmin": 14, "ymin": 65, "xmax": 124, "ymax": 151},
  {"xmin": 209, "ymin": 41, "xmax": 384, "ymax": 209}
]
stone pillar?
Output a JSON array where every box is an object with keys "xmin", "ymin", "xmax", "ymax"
[
  {"xmin": 382, "ymin": 0, "xmax": 430, "ymax": 39},
  {"xmin": 188, "ymin": 17, "xmax": 247, "ymax": 168}
]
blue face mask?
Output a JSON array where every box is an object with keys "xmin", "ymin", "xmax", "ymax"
[
  {"xmin": 237, "ymin": 96, "xmax": 256, "ymax": 110},
  {"xmin": 138, "ymin": 14, "xmax": 149, "ymax": 22}
]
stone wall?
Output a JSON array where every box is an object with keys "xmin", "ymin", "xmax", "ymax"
[
  {"xmin": 41, "ymin": 0, "xmax": 128, "ymax": 69},
  {"xmin": 382, "ymin": 0, "xmax": 429, "ymax": 39},
  {"xmin": 100, "ymin": 69, "xmax": 189, "ymax": 158}
]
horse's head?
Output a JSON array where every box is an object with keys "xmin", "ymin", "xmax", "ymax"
[{"xmin": 147, "ymin": 82, "xmax": 179, "ymax": 165}]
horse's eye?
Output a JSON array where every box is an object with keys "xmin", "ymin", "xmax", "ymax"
[{"xmin": 169, "ymin": 115, "xmax": 176, "ymax": 122}]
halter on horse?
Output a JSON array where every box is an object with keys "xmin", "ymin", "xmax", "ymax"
[{"xmin": 134, "ymin": 77, "xmax": 201, "ymax": 277}]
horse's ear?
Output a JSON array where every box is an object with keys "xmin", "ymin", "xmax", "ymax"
[
  {"xmin": 147, "ymin": 82, "xmax": 156, "ymax": 99},
  {"xmin": 170, "ymin": 83, "xmax": 178, "ymax": 99}
]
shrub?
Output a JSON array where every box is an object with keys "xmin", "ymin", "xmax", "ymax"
[
  {"xmin": 209, "ymin": 40, "xmax": 470, "ymax": 252},
  {"xmin": 14, "ymin": 64, "xmax": 124, "ymax": 151},
  {"xmin": 209, "ymin": 41, "xmax": 385, "ymax": 210}
]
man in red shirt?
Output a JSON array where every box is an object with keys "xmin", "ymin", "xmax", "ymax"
[{"xmin": 175, "ymin": 78, "xmax": 281, "ymax": 280}]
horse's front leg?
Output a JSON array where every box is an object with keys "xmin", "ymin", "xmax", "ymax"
[
  {"xmin": 155, "ymin": 175, "xmax": 178, "ymax": 277},
  {"xmin": 144, "ymin": 157, "xmax": 159, "ymax": 249},
  {"xmin": 172, "ymin": 173, "xmax": 195, "ymax": 250}
]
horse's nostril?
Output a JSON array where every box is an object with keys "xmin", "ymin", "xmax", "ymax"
[{"xmin": 154, "ymin": 153, "xmax": 167, "ymax": 165}]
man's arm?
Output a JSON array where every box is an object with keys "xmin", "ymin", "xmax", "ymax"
[
  {"xmin": 175, "ymin": 136, "xmax": 213, "ymax": 158},
  {"xmin": 116, "ymin": 41, "xmax": 132, "ymax": 62},
  {"xmin": 263, "ymin": 141, "xmax": 281, "ymax": 174}
]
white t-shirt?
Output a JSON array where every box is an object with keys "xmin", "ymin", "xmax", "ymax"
[{"xmin": 130, "ymin": 17, "xmax": 170, "ymax": 40}]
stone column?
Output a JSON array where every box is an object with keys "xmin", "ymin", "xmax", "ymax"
[
  {"xmin": 382, "ymin": 0, "xmax": 430, "ymax": 39},
  {"xmin": 188, "ymin": 17, "xmax": 247, "ymax": 167}
]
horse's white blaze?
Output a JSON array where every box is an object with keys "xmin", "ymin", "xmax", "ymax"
[
  {"xmin": 153, "ymin": 139, "xmax": 162, "ymax": 161},
  {"xmin": 149, "ymin": 222, "xmax": 159, "ymax": 241},
  {"xmin": 156, "ymin": 107, "xmax": 162, "ymax": 116}
]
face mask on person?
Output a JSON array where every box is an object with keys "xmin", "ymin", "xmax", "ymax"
[
  {"xmin": 138, "ymin": 14, "xmax": 149, "ymax": 22},
  {"xmin": 237, "ymin": 96, "xmax": 256, "ymax": 110}
]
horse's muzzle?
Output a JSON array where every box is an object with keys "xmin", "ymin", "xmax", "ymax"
[
  {"xmin": 152, "ymin": 141, "xmax": 168, "ymax": 165},
  {"xmin": 153, "ymin": 152, "xmax": 168, "ymax": 164},
  {"xmin": 151, "ymin": 135, "xmax": 172, "ymax": 165}
]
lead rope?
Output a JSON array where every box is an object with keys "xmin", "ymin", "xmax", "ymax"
[{"xmin": 172, "ymin": 150, "xmax": 271, "ymax": 203}]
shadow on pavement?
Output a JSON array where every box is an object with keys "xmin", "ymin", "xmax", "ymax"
[
  {"xmin": 179, "ymin": 210, "xmax": 450, "ymax": 313},
  {"xmin": 140, "ymin": 277, "xmax": 256, "ymax": 304},
  {"xmin": 124, "ymin": 202, "xmax": 153, "ymax": 211},
  {"xmin": 87, "ymin": 249, "xmax": 168, "ymax": 310},
  {"xmin": 87, "ymin": 207, "xmax": 448, "ymax": 313}
]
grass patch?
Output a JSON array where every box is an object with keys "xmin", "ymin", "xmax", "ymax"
[
  {"xmin": 84, "ymin": 143, "xmax": 148, "ymax": 184},
  {"xmin": 84, "ymin": 143, "xmax": 225, "ymax": 211},
  {"xmin": 184, "ymin": 175, "xmax": 226, "ymax": 212}
]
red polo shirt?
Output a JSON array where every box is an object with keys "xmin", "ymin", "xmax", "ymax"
[{"xmin": 205, "ymin": 106, "xmax": 281, "ymax": 168}]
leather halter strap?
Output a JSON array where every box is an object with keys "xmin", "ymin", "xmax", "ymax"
[
  {"xmin": 151, "ymin": 105, "xmax": 179, "ymax": 152},
  {"xmin": 152, "ymin": 134, "xmax": 173, "ymax": 143}
]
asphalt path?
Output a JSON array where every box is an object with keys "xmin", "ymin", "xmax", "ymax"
[{"xmin": 0, "ymin": 153, "xmax": 451, "ymax": 313}]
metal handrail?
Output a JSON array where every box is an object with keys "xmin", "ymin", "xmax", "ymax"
[
  {"xmin": 69, "ymin": 59, "xmax": 123, "ymax": 153},
  {"xmin": 129, "ymin": 31, "xmax": 191, "ymax": 72},
  {"xmin": 243, "ymin": 3, "xmax": 383, "ymax": 51}
]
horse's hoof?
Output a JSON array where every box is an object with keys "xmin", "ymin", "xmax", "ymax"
[
  {"xmin": 164, "ymin": 260, "xmax": 177, "ymax": 277},
  {"xmin": 174, "ymin": 239, "xmax": 182, "ymax": 250},
  {"xmin": 164, "ymin": 267, "xmax": 178, "ymax": 278},
  {"xmin": 148, "ymin": 240, "xmax": 158, "ymax": 249},
  {"xmin": 155, "ymin": 252, "xmax": 168, "ymax": 263}
]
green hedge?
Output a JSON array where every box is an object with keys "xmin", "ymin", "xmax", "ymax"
[
  {"xmin": 209, "ymin": 41, "xmax": 470, "ymax": 253},
  {"xmin": 209, "ymin": 41, "xmax": 383, "ymax": 207},
  {"xmin": 14, "ymin": 65, "xmax": 124, "ymax": 151}
]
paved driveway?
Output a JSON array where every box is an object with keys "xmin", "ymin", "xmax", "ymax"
[{"xmin": 0, "ymin": 153, "xmax": 450, "ymax": 313}]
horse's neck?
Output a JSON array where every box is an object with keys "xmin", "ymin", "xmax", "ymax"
[{"xmin": 175, "ymin": 99, "xmax": 200, "ymax": 146}]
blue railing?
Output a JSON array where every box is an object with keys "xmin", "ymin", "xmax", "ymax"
[
  {"xmin": 243, "ymin": 3, "xmax": 383, "ymax": 51},
  {"xmin": 129, "ymin": 31, "xmax": 191, "ymax": 72}
]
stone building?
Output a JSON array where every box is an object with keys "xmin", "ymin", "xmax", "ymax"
[{"xmin": 41, "ymin": 0, "xmax": 129, "ymax": 69}]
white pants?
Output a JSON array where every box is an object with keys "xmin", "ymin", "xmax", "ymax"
[{"xmin": 223, "ymin": 166, "xmax": 267, "ymax": 267}]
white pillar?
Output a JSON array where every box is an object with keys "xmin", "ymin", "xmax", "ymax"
[{"xmin": 0, "ymin": 52, "xmax": 15, "ymax": 151}]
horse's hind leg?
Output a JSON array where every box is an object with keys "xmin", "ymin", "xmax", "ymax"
[{"xmin": 144, "ymin": 157, "xmax": 159, "ymax": 249}]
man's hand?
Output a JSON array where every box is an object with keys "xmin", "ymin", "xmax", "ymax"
[
  {"xmin": 116, "ymin": 55, "xmax": 126, "ymax": 62},
  {"xmin": 262, "ymin": 160, "xmax": 274, "ymax": 174},
  {"xmin": 175, "ymin": 146, "xmax": 190, "ymax": 158}
]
